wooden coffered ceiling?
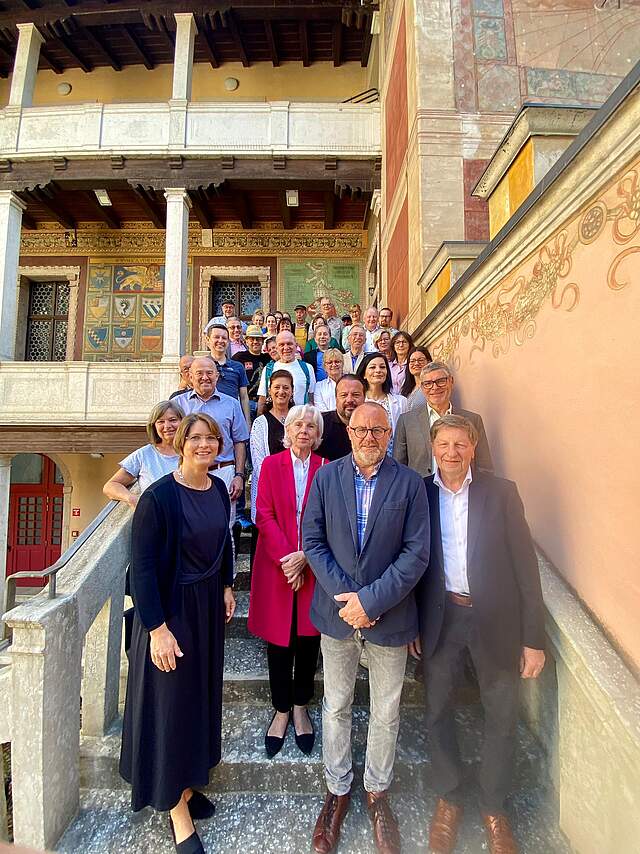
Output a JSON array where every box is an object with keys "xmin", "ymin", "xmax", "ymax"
[{"xmin": 0, "ymin": 1, "xmax": 378, "ymax": 76}]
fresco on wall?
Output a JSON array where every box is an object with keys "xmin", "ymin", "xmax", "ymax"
[
  {"xmin": 449, "ymin": 0, "xmax": 640, "ymax": 114},
  {"xmin": 281, "ymin": 260, "xmax": 361, "ymax": 316},
  {"xmin": 83, "ymin": 262, "xmax": 190, "ymax": 361}
]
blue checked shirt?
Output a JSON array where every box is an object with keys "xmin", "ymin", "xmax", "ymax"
[{"xmin": 352, "ymin": 458, "xmax": 383, "ymax": 552}]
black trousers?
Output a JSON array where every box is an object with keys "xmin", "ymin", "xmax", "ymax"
[
  {"xmin": 424, "ymin": 601, "xmax": 520, "ymax": 814},
  {"xmin": 267, "ymin": 598, "xmax": 320, "ymax": 712}
]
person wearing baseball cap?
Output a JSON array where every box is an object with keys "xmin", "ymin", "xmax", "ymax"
[{"xmin": 293, "ymin": 304, "xmax": 310, "ymax": 351}]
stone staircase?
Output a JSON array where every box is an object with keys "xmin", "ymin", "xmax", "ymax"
[{"xmin": 57, "ymin": 544, "xmax": 571, "ymax": 854}]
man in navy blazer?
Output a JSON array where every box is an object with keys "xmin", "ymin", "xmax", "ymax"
[
  {"xmin": 303, "ymin": 402, "xmax": 429, "ymax": 854},
  {"xmin": 410, "ymin": 414, "xmax": 545, "ymax": 854}
]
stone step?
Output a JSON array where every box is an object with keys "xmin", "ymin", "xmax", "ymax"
[
  {"xmin": 221, "ymin": 638, "xmax": 426, "ymax": 706},
  {"xmin": 81, "ymin": 704, "xmax": 548, "ymax": 800},
  {"xmin": 225, "ymin": 590, "xmax": 249, "ymax": 638},
  {"xmin": 58, "ymin": 781, "xmax": 569, "ymax": 853}
]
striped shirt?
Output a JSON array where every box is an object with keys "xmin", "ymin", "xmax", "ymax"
[{"xmin": 352, "ymin": 458, "xmax": 382, "ymax": 551}]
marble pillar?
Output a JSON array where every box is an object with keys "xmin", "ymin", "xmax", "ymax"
[
  {"xmin": 0, "ymin": 454, "xmax": 12, "ymax": 640},
  {"xmin": 9, "ymin": 23, "xmax": 44, "ymax": 108},
  {"xmin": 0, "ymin": 192, "xmax": 26, "ymax": 360},
  {"xmin": 162, "ymin": 188, "xmax": 191, "ymax": 362},
  {"xmin": 172, "ymin": 13, "xmax": 198, "ymax": 101}
]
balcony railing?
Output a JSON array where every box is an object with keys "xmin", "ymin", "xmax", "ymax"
[
  {"xmin": 0, "ymin": 100, "xmax": 381, "ymax": 160},
  {"xmin": 0, "ymin": 361, "xmax": 177, "ymax": 425}
]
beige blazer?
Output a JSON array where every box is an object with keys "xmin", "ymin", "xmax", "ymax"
[
  {"xmin": 393, "ymin": 405, "xmax": 493, "ymax": 478},
  {"xmin": 343, "ymin": 350, "xmax": 365, "ymax": 374}
]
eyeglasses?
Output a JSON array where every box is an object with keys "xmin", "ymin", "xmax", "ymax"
[
  {"xmin": 348, "ymin": 426, "xmax": 390, "ymax": 439},
  {"xmin": 421, "ymin": 377, "xmax": 450, "ymax": 390},
  {"xmin": 409, "ymin": 359, "xmax": 427, "ymax": 367}
]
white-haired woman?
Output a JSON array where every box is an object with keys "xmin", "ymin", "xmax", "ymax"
[
  {"xmin": 103, "ymin": 400, "xmax": 184, "ymax": 508},
  {"xmin": 248, "ymin": 405, "xmax": 327, "ymax": 757},
  {"xmin": 313, "ymin": 348, "xmax": 343, "ymax": 412}
]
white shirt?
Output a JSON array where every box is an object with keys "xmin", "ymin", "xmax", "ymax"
[
  {"xmin": 119, "ymin": 444, "xmax": 179, "ymax": 493},
  {"xmin": 364, "ymin": 327, "xmax": 380, "ymax": 352},
  {"xmin": 290, "ymin": 449, "xmax": 311, "ymax": 537},
  {"xmin": 314, "ymin": 377, "xmax": 336, "ymax": 412},
  {"xmin": 434, "ymin": 465, "xmax": 472, "ymax": 595},
  {"xmin": 257, "ymin": 359, "xmax": 316, "ymax": 405},
  {"xmin": 428, "ymin": 402, "xmax": 452, "ymax": 470}
]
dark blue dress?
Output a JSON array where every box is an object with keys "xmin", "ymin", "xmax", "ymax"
[{"xmin": 120, "ymin": 474, "xmax": 232, "ymax": 812}]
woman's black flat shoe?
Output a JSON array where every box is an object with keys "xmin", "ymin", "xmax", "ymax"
[
  {"xmin": 264, "ymin": 710, "xmax": 290, "ymax": 757},
  {"xmin": 294, "ymin": 710, "xmax": 315, "ymax": 755},
  {"xmin": 188, "ymin": 790, "xmax": 216, "ymax": 820}
]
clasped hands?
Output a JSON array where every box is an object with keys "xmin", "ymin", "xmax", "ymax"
[
  {"xmin": 280, "ymin": 550, "xmax": 307, "ymax": 592},
  {"xmin": 334, "ymin": 592, "xmax": 376, "ymax": 630}
]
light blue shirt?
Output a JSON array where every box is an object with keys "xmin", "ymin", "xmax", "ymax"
[
  {"xmin": 119, "ymin": 444, "xmax": 179, "ymax": 492},
  {"xmin": 177, "ymin": 389, "xmax": 250, "ymax": 463}
]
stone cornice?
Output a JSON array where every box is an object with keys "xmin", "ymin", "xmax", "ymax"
[
  {"xmin": 418, "ymin": 241, "xmax": 487, "ymax": 292},
  {"xmin": 472, "ymin": 104, "xmax": 596, "ymax": 199}
]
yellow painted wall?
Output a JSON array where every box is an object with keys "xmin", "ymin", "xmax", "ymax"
[
  {"xmin": 57, "ymin": 452, "xmax": 124, "ymax": 537},
  {"xmin": 0, "ymin": 61, "xmax": 368, "ymax": 107},
  {"xmin": 488, "ymin": 171, "xmax": 511, "ymax": 239},
  {"xmin": 489, "ymin": 140, "xmax": 535, "ymax": 239},
  {"xmin": 435, "ymin": 262, "xmax": 452, "ymax": 301}
]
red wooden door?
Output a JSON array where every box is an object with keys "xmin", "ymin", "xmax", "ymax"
[{"xmin": 7, "ymin": 455, "xmax": 64, "ymax": 586}]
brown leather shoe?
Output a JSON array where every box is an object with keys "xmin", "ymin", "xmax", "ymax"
[
  {"xmin": 482, "ymin": 813, "xmax": 519, "ymax": 854},
  {"xmin": 312, "ymin": 791, "xmax": 350, "ymax": 854},
  {"xmin": 428, "ymin": 798, "xmax": 463, "ymax": 854},
  {"xmin": 366, "ymin": 791, "xmax": 401, "ymax": 854}
]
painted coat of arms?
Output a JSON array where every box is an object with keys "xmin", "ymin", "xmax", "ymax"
[
  {"xmin": 141, "ymin": 297, "xmax": 163, "ymax": 320},
  {"xmin": 114, "ymin": 295, "xmax": 137, "ymax": 319},
  {"xmin": 86, "ymin": 327, "xmax": 108, "ymax": 352},
  {"xmin": 113, "ymin": 327, "xmax": 135, "ymax": 350}
]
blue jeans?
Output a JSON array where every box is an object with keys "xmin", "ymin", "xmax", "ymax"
[{"xmin": 320, "ymin": 632, "xmax": 407, "ymax": 795}]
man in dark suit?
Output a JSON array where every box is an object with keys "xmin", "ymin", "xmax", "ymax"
[
  {"xmin": 303, "ymin": 402, "xmax": 430, "ymax": 854},
  {"xmin": 410, "ymin": 414, "xmax": 545, "ymax": 854},
  {"xmin": 393, "ymin": 361, "xmax": 493, "ymax": 477},
  {"xmin": 316, "ymin": 374, "xmax": 366, "ymax": 461}
]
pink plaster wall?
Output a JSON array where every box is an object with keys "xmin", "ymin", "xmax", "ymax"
[{"xmin": 430, "ymin": 159, "xmax": 640, "ymax": 669}]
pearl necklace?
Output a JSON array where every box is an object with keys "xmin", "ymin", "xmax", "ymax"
[{"xmin": 176, "ymin": 468, "xmax": 209, "ymax": 491}]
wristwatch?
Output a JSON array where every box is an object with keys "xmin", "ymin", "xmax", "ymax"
[{"xmin": 234, "ymin": 471, "xmax": 246, "ymax": 481}]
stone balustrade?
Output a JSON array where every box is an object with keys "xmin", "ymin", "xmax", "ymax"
[
  {"xmin": 2, "ymin": 500, "xmax": 131, "ymax": 849},
  {"xmin": 0, "ymin": 100, "xmax": 381, "ymax": 160},
  {"xmin": 0, "ymin": 361, "xmax": 177, "ymax": 425}
]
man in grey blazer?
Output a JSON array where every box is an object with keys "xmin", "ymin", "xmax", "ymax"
[
  {"xmin": 303, "ymin": 402, "xmax": 430, "ymax": 854},
  {"xmin": 393, "ymin": 361, "xmax": 493, "ymax": 477}
]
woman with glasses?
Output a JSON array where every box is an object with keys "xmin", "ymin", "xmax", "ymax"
[
  {"xmin": 404, "ymin": 347, "xmax": 433, "ymax": 409},
  {"xmin": 356, "ymin": 352, "xmax": 407, "ymax": 454},
  {"xmin": 388, "ymin": 331, "xmax": 415, "ymax": 396},
  {"xmin": 120, "ymin": 413, "xmax": 236, "ymax": 853}
]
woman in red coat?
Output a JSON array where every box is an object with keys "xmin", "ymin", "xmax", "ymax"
[{"xmin": 248, "ymin": 403, "xmax": 327, "ymax": 757}]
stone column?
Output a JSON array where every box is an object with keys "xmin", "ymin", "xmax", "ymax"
[
  {"xmin": 162, "ymin": 188, "xmax": 191, "ymax": 362},
  {"xmin": 8, "ymin": 601, "xmax": 83, "ymax": 849},
  {"xmin": 172, "ymin": 12, "xmax": 197, "ymax": 101},
  {"xmin": 64, "ymin": 272, "xmax": 80, "ymax": 360},
  {"xmin": 0, "ymin": 192, "xmax": 26, "ymax": 360},
  {"xmin": 0, "ymin": 455, "xmax": 12, "ymax": 641},
  {"xmin": 9, "ymin": 23, "xmax": 44, "ymax": 108}
]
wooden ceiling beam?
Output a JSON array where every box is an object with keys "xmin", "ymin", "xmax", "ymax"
[
  {"xmin": 332, "ymin": 21, "xmax": 342, "ymax": 67},
  {"xmin": 40, "ymin": 46, "xmax": 64, "ymax": 73},
  {"xmin": 360, "ymin": 13, "xmax": 373, "ymax": 67},
  {"xmin": 225, "ymin": 9, "xmax": 249, "ymax": 68},
  {"xmin": 197, "ymin": 22, "xmax": 219, "ymax": 69},
  {"xmin": 299, "ymin": 19, "xmax": 310, "ymax": 67},
  {"xmin": 77, "ymin": 24, "xmax": 122, "ymax": 71},
  {"xmin": 230, "ymin": 190, "xmax": 252, "ymax": 229},
  {"xmin": 121, "ymin": 24, "xmax": 154, "ymax": 70},
  {"xmin": 263, "ymin": 19, "xmax": 278, "ymax": 67},
  {"xmin": 131, "ymin": 184, "xmax": 165, "ymax": 228},
  {"xmin": 26, "ymin": 186, "xmax": 76, "ymax": 229},
  {"xmin": 279, "ymin": 190, "xmax": 293, "ymax": 230},
  {"xmin": 324, "ymin": 190, "xmax": 336, "ymax": 230},
  {"xmin": 362, "ymin": 193, "xmax": 372, "ymax": 230},
  {"xmin": 47, "ymin": 32, "xmax": 93, "ymax": 72},
  {"xmin": 188, "ymin": 189, "xmax": 213, "ymax": 229},
  {"xmin": 82, "ymin": 189, "xmax": 121, "ymax": 228}
]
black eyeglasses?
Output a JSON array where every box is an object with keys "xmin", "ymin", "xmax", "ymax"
[
  {"xmin": 348, "ymin": 426, "xmax": 390, "ymax": 439},
  {"xmin": 421, "ymin": 377, "xmax": 450, "ymax": 390}
]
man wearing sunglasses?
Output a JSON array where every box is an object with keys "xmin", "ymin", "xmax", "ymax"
[
  {"xmin": 303, "ymin": 402, "xmax": 429, "ymax": 854},
  {"xmin": 393, "ymin": 361, "xmax": 493, "ymax": 477}
]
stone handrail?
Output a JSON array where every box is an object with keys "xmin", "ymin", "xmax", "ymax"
[
  {"xmin": 0, "ymin": 100, "xmax": 381, "ymax": 159},
  {"xmin": 0, "ymin": 361, "xmax": 177, "ymax": 425},
  {"xmin": 2, "ymin": 500, "xmax": 132, "ymax": 849}
]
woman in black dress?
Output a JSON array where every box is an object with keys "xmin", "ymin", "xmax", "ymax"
[{"xmin": 120, "ymin": 412, "xmax": 236, "ymax": 853}]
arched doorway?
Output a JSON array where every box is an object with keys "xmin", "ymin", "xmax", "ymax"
[{"xmin": 6, "ymin": 454, "xmax": 65, "ymax": 586}]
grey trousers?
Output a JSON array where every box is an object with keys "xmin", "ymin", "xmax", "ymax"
[{"xmin": 321, "ymin": 632, "xmax": 407, "ymax": 795}]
